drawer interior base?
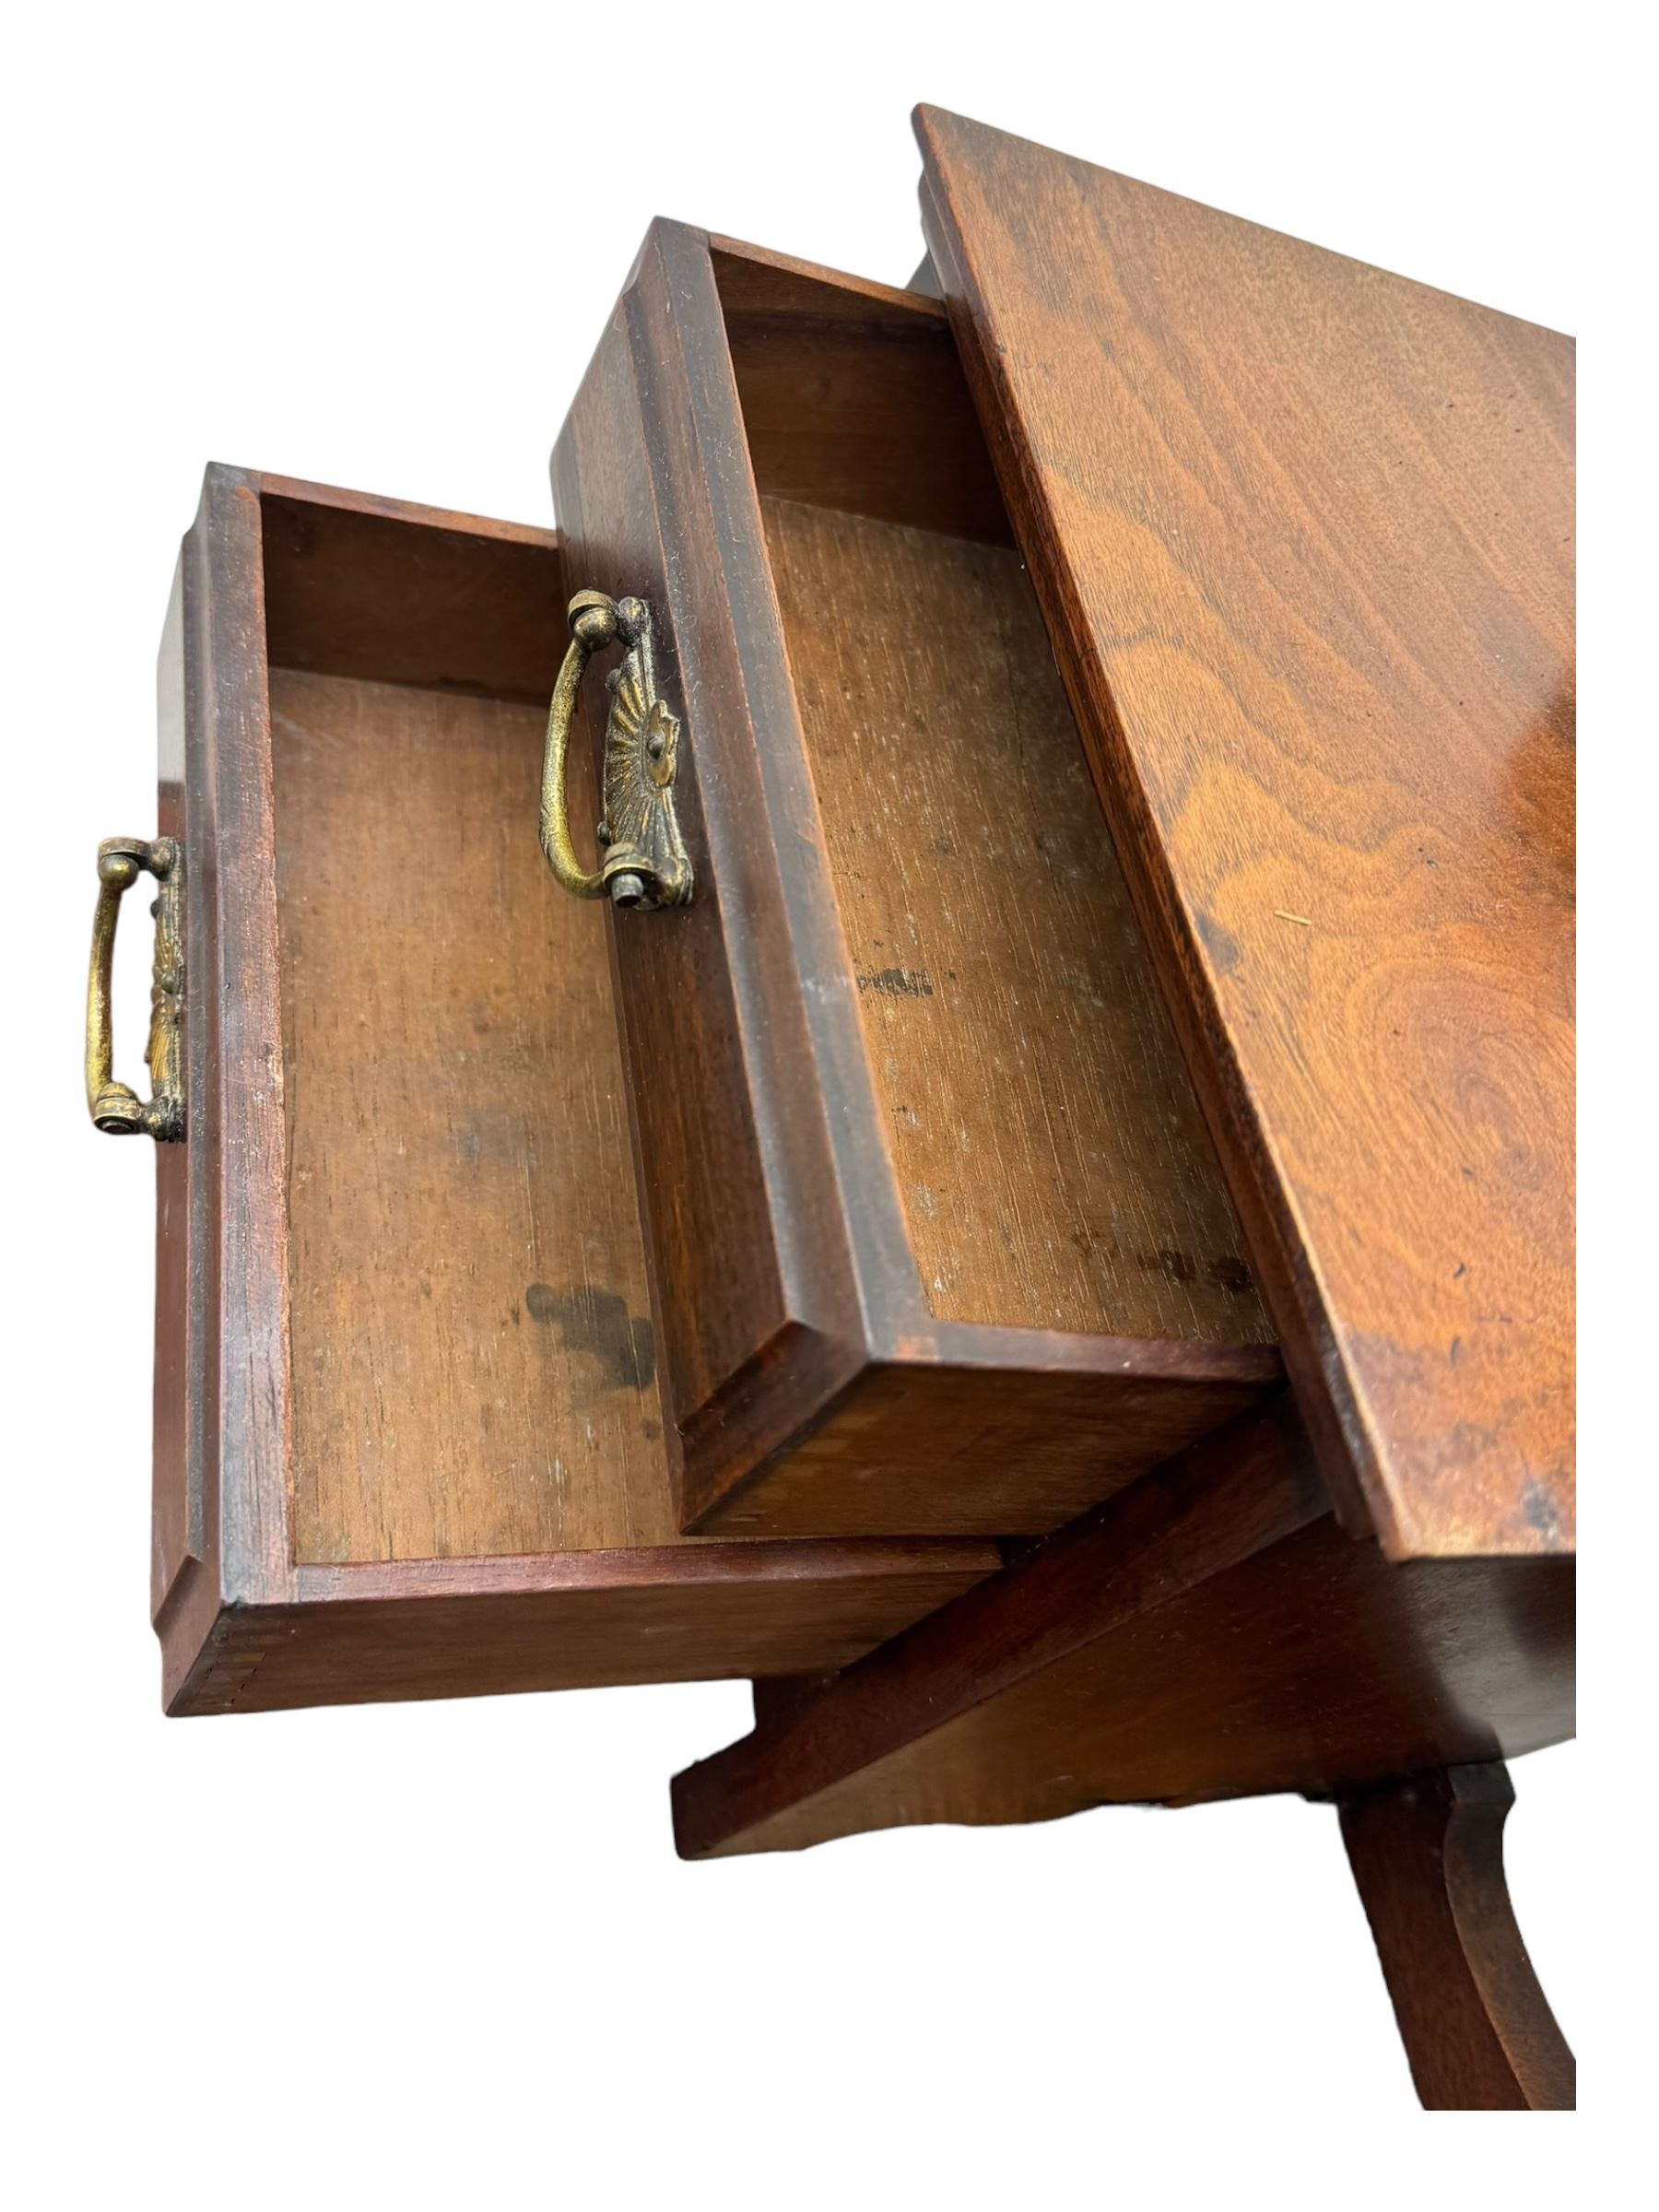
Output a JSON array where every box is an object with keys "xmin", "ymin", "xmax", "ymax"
[
  {"xmin": 272, "ymin": 665, "xmax": 675, "ymax": 1564},
  {"xmin": 762, "ymin": 491, "xmax": 1268, "ymax": 1347}
]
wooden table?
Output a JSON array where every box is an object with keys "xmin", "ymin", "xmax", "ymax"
[{"xmin": 100, "ymin": 108, "xmax": 1573, "ymax": 2111}]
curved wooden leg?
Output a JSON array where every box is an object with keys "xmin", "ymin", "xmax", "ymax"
[{"xmin": 1338, "ymin": 1762, "xmax": 1574, "ymax": 2110}]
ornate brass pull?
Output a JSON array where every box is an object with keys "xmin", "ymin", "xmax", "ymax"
[
  {"xmin": 540, "ymin": 589, "xmax": 693, "ymax": 909},
  {"xmin": 86, "ymin": 836, "xmax": 185, "ymax": 1140}
]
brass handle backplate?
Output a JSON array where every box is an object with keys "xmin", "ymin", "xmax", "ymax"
[
  {"xmin": 86, "ymin": 835, "xmax": 185, "ymax": 1140},
  {"xmin": 541, "ymin": 590, "xmax": 693, "ymax": 910}
]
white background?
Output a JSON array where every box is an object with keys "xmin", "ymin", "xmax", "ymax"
[{"xmin": 8, "ymin": 2, "xmax": 1637, "ymax": 2199}]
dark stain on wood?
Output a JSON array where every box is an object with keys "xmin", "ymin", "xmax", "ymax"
[
  {"xmin": 155, "ymin": 465, "xmax": 1002, "ymax": 1708},
  {"xmin": 527, "ymin": 1281, "xmax": 657, "ymax": 1392},
  {"xmin": 555, "ymin": 228, "xmax": 1280, "ymax": 1540},
  {"xmin": 857, "ymin": 967, "xmax": 935, "ymax": 998}
]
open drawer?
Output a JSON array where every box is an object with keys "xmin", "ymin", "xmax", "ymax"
[
  {"xmin": 550, "ymin": 229, "xmax": 1279, "ymax": 1540},
  {"xmin": 133, "ymin": 469, "xmax": 996, "ymax": 1713}
]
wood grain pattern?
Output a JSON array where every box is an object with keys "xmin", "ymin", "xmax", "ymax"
[
  {"xmin": 705, "ymin": 1353, "xmax": 1272, "ymax": 1537},
  {"xmin": 151, "ymin": 557, "xmax": 193, "ymax": 1618},
  {"xmin": 168, "ymin": 1546, "xmax": 993, "ymax": 1715},
  {"xmin": 1340, "ymin": 1764, "xmax": 1575, "ymax": 2110},
  {"xmin": 273, "ymin": 668, "xmax": 668, "ymax": 1562},
  {"xmin": 261, "ymin": 490, "xmax": 559, "ymax": 702},
  {"xmin": 556, "ymin": 224, "xmax": 1279, "ymax": 1540},
  {"xmin": 153, "ymin": 466, "xmax": 999, "ymax": 1711},
  {"xmin": 672, "ymin": 1399, "xmax": 1574, "ymax": 1858},
  {"xmin": 763, "ymin": 494, "xmax": 1270, "ymax": 1345},
  {"xmin": 190, "ymin": 467, "xmax": 294, "ymax": 1609},
  {"xmin": 711, "ymin": 236, "xmax": 955, "ymax": 326},
  {"xmin": 713, "ymin": 246, "xmax": 1010, "ymax": 546},
  {"xmin": 916, "ymin": 109, "xmax": 1575, "ymax": 1559},
  {"xmin": 554, "ymin": 263, "xmax": 874, "ymax": 1510}
]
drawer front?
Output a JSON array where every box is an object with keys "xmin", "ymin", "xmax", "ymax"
[
  {"xmin": 550, "ymin": 226, "xmax": 1279, "ymax": 1543},
  {"xmin": 150, "ymin": 558, "xmax": 195, "ymax": 1622},
  {"xmin": 135, "ymin": 465, "xmax": 994, "ymax": 1714}
]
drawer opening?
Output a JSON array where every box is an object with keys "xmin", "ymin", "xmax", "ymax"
[
  {"xmin": 548, "ymin": 231, "xmax": 1282, "ymax": 1542},
  {"xmin": 156, "ymin": 471, "xmax": 996, "ymax": 1712},
  {"xmin": 713, "ymin": 253, "xmax": 1275, "ymax": 1356},
  {"xmin": 261, "ymin": 495, "xmax": 680, "ymax": 1566}
]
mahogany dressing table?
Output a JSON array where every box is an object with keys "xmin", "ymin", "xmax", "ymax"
[{"xmin": 89, "ymin": 110, "xmax": 1574, "ymax": 2110}]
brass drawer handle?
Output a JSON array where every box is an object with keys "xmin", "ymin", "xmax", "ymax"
[
  {"xmin": 540, "ymin": 590, "xmax": 693, "ymax": 909},
  {"xmin": 86, "ymin": 836, "xmax": 185, "ymax": 1140}
]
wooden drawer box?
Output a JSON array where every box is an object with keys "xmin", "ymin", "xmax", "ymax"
[
  {"xmin": 136, "ymin": 239, "xmax": 1280, "ymax": 1712},
  {"xmin": 550, "ymin": 230, "xmax": 1279, "ymax": 1541},
  {"xmin": 144, "ymin": 469, "xmax": 996, "ymax": 1714}
]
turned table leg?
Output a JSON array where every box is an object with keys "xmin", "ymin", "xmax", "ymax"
[{"xmin": 1338, "ymin": 1762, "xmax": 1574, "ymax": 2110}]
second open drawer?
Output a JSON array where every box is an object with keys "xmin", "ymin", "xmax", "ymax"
[{"xmin": 549, "ymin": 229, "xmax": 1280, "ymax": 1539}]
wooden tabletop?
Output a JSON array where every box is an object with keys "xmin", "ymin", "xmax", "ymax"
[{"xmin": 916, "ymin": 109, "xmax": 1575, "ymax": 1559}]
